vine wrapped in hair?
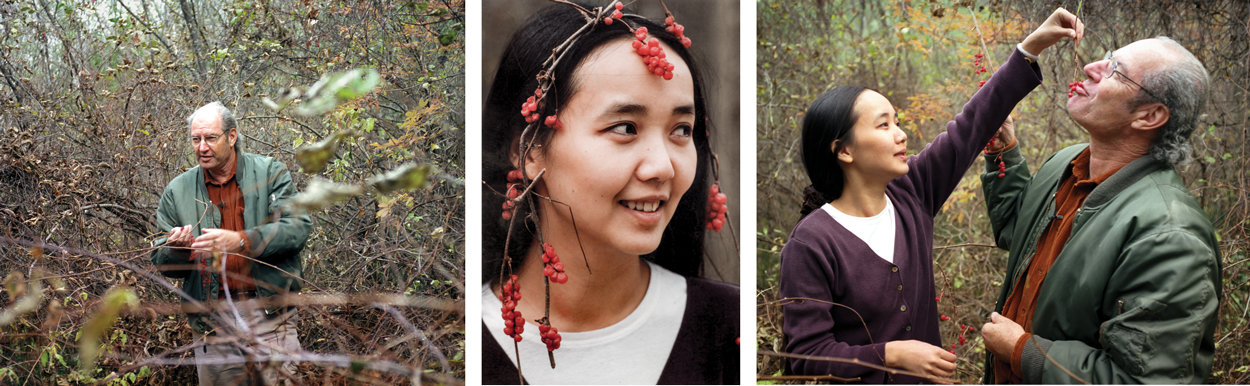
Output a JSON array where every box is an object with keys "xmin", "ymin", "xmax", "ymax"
[{"xmin": 487, "ymin": 0, "xmax": 732, "ymax": 376}]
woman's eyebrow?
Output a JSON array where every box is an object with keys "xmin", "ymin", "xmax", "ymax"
[
  {"xmin": 602, "ymin": 102, "xmax": 648, "ymax": 116},
  {"xmin": 599, "ymin": 102, "xmax": 695, "ymax": 118}
]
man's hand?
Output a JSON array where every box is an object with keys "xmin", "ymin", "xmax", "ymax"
[
  {"xmin": 191, "ymin": 228, "xmax": 244, "ymax": 255},
  {"xmin": 1020, "ymin": 7, "xmax": 1084, "ymax": 56},
  {"xmin": 884, "ymin": 340, "xmax": 958, "ymax": 384},
  {"xmin": 167, "ymin": 224, "xmax": 194, "ymax": 248},
  {"xmin": 981, "ymin": 312, "xmax": 1027, "ymax": 358},
  {"xmin": 987, "ymin": 116, "xmax": 1016, "ymax": 153}
]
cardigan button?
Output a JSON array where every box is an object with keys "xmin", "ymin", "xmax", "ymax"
[
  {"xmin": 900, "ymin": 305, "xmax": 907, "ymax": 312},
  {"xmin": 891, "ymin": 267, "xmax": 898, "ymax": 273},
  {"xmin": 905, "ymin": 325, "xmax": 912, "ymax": 331},
  {"xmin": 897, "ymin": 285, "xmax": 903, "ymax": 291}
]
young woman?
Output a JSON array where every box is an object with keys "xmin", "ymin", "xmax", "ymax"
[
  {"xmin": 480, "ymin": 2, "xmax": 738, "ymax": 384},
  {"xmin": 779, "ymin": 9, "xmax": 1082, "ymax": 384}
]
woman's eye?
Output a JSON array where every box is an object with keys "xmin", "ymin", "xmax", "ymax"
[
  {"xmin": 606, "ymin": 123, "xmax": 636, "ymax": 135},
  {"xmin": 672, "ymin": 124, "xmax": 693, "ymax": 138}
]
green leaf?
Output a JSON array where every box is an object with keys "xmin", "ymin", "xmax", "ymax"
[
  {"xmin": 78, "ymin": 288, "xmax": 138, "ymax": 372},
  {"xmin": 286, "ymin": 178, "xmax": 364, "ymax": 213},
  {"xmin": 295, "ymin": 129, "xmax": 359, "ymax": 174},
  {"xmin": 368, "ymin": 163, "xmax": 433, "ymax": 194},
  {"xmin": 295, "ymin": 69, "xmax": 381, "ymax": 117}
]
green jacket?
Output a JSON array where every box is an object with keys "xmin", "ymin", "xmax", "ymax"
[
  {"xmin": 981, "ymin": 144, "xmax": 1220, "ymax": 384},
  {"xmin": 150, "ymin": 152, "xmax": 311, "ymax": 333}
]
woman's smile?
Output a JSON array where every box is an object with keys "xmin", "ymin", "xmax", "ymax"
[{"xmin": 528, "ymin": 37, "xmax": 697, "ymax": 258}]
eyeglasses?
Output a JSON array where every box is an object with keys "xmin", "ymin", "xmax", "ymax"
[
  {"xmin": 1101, "ymin": 50, "xmax": 1163, "ymax": 102},
  {"xmin": 190, "ymin": 134, "xmax": 224, "ymax": 146}
]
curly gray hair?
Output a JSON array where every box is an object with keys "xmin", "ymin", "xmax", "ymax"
[{"xmin": 1131, "ymin": 36, "xmax": 1209, "ymax": 166}]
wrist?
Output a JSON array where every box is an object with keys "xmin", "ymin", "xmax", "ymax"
[
  {"xmin": 986, "ymin": 138, "xmax": 1018, "ymax": 154},
  {"xmin": 1019, "ymin": 37, "xmax": 1044, "ymax": 57}
]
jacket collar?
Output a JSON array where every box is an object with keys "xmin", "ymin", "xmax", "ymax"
[{"xmin": 1082, "ymin": 148, "xmax": 1172, "ymax": 208}]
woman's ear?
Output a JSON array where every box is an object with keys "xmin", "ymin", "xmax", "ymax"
[
  {"xmin": 509, "ymin": 137, "xmax": 544, "ymax": 180},
  {"xmin": 832, "ymin": 139, "xmax": 854, "ymax": 164}
]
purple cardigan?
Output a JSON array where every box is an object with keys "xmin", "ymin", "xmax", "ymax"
[
  {"xmin": 482, "ymin": 276, "xmax": 739, "ymax": 384},
  {"xmin": 780, "ymin": 49, "xmax": 1042, "ymax": 383}
]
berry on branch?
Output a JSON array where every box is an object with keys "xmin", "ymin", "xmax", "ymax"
[
  {"xmin": 705, "ymin": 184, "xmax": 728, "ymax": 232},
  {"xmin": 500, "ymin": 275, "xmax": 525, "ymax": 342}
]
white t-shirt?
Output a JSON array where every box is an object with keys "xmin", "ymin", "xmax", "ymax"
[
  {"xmin": 822, "ymin": 198, "xmax": 897, "ymax": 263},
  {"xmin": 481, "ymin": 261, "xmax": 687, "ymax": 384}
]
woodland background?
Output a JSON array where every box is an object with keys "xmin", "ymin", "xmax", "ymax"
[
  {"xmin": 0, "ymin": 0, "xmax": 465, "ymax": 384},
  {"xmin": 757, "ymin": 0, "xmax": 1249, "ymax": 383}
]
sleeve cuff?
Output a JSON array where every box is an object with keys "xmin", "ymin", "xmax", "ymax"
[
  {"xmin": 1016, "ymin": 44, "xmax": 1041, "ymax": 63},
  {"xmin": 1017, "ymin": 334, "xmax": 1054, "ymax": 384},
  {"xmin": 985, "ymin": 145, "xmax": 1025, "ymax": 173},
  {"xmin": 1010, "ymin": 333, "xmax": 1031, "ymax": 377}
]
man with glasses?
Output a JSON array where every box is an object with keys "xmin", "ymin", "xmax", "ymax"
[
  {"xmin": 976, "ymin": 27, "xmax": 1219, "ymax": 384},
  {"xmin": 151, "ymin": 101, "xmax": 311, "ymax": 385}
]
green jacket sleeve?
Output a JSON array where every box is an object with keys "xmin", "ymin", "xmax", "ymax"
[
  {"xmin": 1030, "ymin": 229, "xmax": 1219, "ymax": 384},
  {"xmin": 981, "ymin": 146, "xmax": 1030, "ymax": 250},
  {"xmin": 243, "ymin": 161, "xmax": 312, "ymax": 262},
  {"xmin": 150, "ymin": 185, "xmax": 192, "ymax": 278}
]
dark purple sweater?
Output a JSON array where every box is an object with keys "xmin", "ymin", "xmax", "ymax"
[
  {"xmin": 780, "ymin": 49, "xmax": 1042, "ymax": 383},
  {"xmin": 482, "ymin": 277, "xmax": 740, "ymax": 384}
]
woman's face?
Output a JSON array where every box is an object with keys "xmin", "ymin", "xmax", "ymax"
[
  {"xmin": 838, "ymin": 90, "xmax": 909, "ymax": 180},
  {"xmin": 526, "ymin": 37, "xmax": 697, "ymax": 258}
]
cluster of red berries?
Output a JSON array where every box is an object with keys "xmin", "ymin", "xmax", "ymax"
[
  {"xmin": 502, "ymin": 170, "xmax": 523, "ymax": 221},
  {"xmin": 705, "ymin": 184, "xmax": 728, "ymax": 232},
  {"xmin": 1067, "ymin": 80, "xmax": 1081, "ymax": 98},
  {"xmin": 500, "ymin": 275, "xmax": 524, "ymax": 342},
  {"xmin": 984, "ymin": 138, "xmax": 1006, "ymax": 178},
  {"xmin": 603, "ymin": 1, "xmax": 623, "ymax": 25},
  {"xmin": 936, "ymin": 288, "xmax": 978, "ymax": 354},
  {"xmin": 972, "ymin": 52, "xmax": 988, "ymax": 74},
  {"xmin": 947, "ymin": 323, "xmax": 976, "ymax": 354},
  {"xmin": 539, "ymin": 324, "xmax": 562, "ymax": 351},
  {"xmin": 631, "ymin": 27, "xmax": 676, "ymax": 80},
  {"xmin": 664, "ymin": 15, "xmax": 691, "ymax": 48},
  {"xmin": 520, "ymin": 87, "xmax": 545, "ymax": 124},
  {"xmin": 541, "ymin": 242, "xmax": 569, "ymax": 284}
]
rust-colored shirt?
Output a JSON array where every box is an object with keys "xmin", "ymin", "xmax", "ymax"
[
  {"xmin": 993, "ymin": 148, "xmax": 1123, "ymax": 383},
  {"xmin": 204, "ymin": 166, "xmax": 255, "ymax": 292}
]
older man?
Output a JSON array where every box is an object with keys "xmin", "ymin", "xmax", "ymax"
[
  {"xmin": 150, "ymin": 102, "xmax": 311, "ymax": 385},
  {"xmin": 979, "ymin": 36, "xmax": 1219, "ymax": 384}
]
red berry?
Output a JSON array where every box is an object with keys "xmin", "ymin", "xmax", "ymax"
[
  {"xmin": 615, "ymin": 2, "xmax": 623, "ymax": 10},
  {"xmin": 665, "ymin": 16, "xmax": 674, "ymax": 25},
  {"xmin": 604, "ymin": 17, "xmax": 612, "ymax": 25},
  {"xmin": 612, "ymin": 10, "xmax": 622, "ymax": 19}
]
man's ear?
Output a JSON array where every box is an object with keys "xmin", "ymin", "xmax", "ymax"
[
  {"xmin": 1131, "ymin": 103, "xmax": 1170, "ymax": 132},
  {"xmin": 227, "ymin": 128, "xmax": 238, "ymax": 148}
]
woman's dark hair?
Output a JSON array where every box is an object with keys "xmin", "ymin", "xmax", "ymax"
[
  {"xmin": 482, "ymin": 2, "xmax": 713, "ymax": 284},
  {"xmin": 799, "ymin": 85, "xmax": 870, "ymax": 218}
]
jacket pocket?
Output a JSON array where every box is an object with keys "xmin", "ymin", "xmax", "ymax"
[{"xmin": 1098, "ymin": 297, "xmax": 1165, "ymax": 375}]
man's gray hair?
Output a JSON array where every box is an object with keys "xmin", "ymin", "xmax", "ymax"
[
  {"xmin": 1133, "ymin": 36, "xmax": 1209, "ymax": 166},
  {"xmin": 187, "ymin": 101, "xmax": 242, "ymax": 153}
]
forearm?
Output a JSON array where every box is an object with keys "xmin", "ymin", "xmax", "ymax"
[{"xmin": 907, "ymin": 49, "xmax": 1042, "ymax": 214}]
